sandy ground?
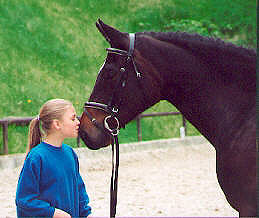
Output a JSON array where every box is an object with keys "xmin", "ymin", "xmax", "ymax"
[{"xmin": 0, "ymin": 139, "xmax": 239, "ymax": 217}]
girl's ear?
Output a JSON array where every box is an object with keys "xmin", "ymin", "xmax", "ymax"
[{"xmin": 52, "ymin": 119, "xmax": 61, "ymax": 131}]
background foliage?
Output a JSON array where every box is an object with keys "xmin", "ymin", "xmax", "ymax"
[{"xmin": 0, "ymin": 0, "xmax": 256, "ymax": 154}]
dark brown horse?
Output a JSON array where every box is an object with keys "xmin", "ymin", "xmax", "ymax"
[{"xmin": 79, "ymin": 19, "xmax": 256, "ymax": 217}]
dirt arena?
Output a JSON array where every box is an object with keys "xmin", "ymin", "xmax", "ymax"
[{"xmin": 0, "ymin": 136, "xmax": 238, "ymax": 217}]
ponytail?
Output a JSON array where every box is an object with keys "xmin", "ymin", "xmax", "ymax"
[{"xmin": 26, "ymin": 117, "xmax": 42, "ymax": 156}]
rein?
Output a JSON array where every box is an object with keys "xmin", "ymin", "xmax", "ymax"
[{"xmin": 83, "ymin": 33, "xmax": 140, "ymax": 218}]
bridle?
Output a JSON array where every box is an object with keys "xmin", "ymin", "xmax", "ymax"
[
  {"xmin": 84, "ymin": 33, "xmax": 140, "ymax": 136},
  {"xmin": 83, "ymin": 33, "xmax": 141, "ymax": 218}
]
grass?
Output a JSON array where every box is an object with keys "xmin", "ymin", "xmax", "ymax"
[{"xmin": 0, "ymin": 0, "xmax": 256, "ymax": 154}]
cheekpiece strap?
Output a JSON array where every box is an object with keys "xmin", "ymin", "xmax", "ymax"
[{"xmin": 128, "ymin": 33, "xmax": 135, "ymax": 57}]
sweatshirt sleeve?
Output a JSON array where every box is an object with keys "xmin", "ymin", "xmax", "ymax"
[
  {"xmin": 78, "ymin": 173, "xmax": 92, "ymax": 217},
  {"xmin": 73, "ymin": 151, "xmax": 92, "ymax": 217},
  {"xmin": 15, "ymin": 154, "xmax": 55, "ymax": 217}
]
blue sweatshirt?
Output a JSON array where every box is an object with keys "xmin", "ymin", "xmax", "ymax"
[{"xmin": 16, "ymin": 142, "xmax": 91, "ymax": 217}]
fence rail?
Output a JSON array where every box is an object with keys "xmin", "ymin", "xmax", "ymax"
[
  {"xmin": 0, "ymin": 117, "xmax": 34, "ymax": 155},
  {"xmin": 135, "ymin": 112, "xmax": 186, "ymax": 141},
  {"xmin": 0, "ymin": 112, "xmax": 187, "ymax": 155}
]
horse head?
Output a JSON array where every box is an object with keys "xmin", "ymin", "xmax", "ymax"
[{"xmin": 79, "ymin": 19, "xmax": 162, "ymax": 149}]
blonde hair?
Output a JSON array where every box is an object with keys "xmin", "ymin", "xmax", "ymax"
[{"xmin": 26, "ymin": 99, "xmax": 73, "ymax": 155}]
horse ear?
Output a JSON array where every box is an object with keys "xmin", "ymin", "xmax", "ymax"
[
  {"xmin": 96, "ymin": 19, "xmax": 112, "ymax": 44},
  {"xmin": 96, "ymin": 18, "xmax": 128, "ymax": 49}
]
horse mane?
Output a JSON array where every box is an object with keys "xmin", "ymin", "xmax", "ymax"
[
  {"xmin": 136, "ymin": 31, "xmax": 256, "ymax": 92},
  {"xmin": 138, "ymin": 31, "xmax": 256, "ymax": 60}
]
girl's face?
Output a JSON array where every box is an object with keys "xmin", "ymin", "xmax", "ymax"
[{"xmin": 59, "ymin": 106, "xmax": 80, "ymax": 138}]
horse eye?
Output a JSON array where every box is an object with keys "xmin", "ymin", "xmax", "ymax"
[
  {"xmin": 102, "ymin": 54, "xmax": 125, "ymax": 79},
  {"xmin": 102, "ymin": 67, "xmax": 116, "ymax": 79}
]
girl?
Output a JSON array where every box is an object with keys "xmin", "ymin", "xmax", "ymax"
[{"xmin": 16, "ymin": 99, "xmax": 92, "ymax": 217}]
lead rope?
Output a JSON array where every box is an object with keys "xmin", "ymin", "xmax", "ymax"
[
  {"xmin": 110, "ymin": 34, "xmax": 136, "ymax": 218},
  {"xmin": 109, "ymin": 35, "xmax": 134, "ymax": 218},
  {"xmin": 110, "ymin": 134, "xmax": 119, "ymax": 218}
]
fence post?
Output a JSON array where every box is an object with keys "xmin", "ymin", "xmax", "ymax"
[
  {"xmin": 182, "ymin": 115, "xmax": 187, "ymax": 136},
  {"xmin": 3, "ymin": 122, "xmax": 8, "ymax": 155},
  {"xmin": 136, "ymin": 115, "xmax": 142, "ymax": 141},
  {"xmin": 77, "ymin": 135, "xmax": 81, "ymax": 147}
]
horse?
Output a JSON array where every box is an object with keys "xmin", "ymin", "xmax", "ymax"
[{"xmin": 79, "ymin": 19, "xmax": 256, "ymax": 217}]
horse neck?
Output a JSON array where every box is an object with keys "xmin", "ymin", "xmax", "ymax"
[
  {"xmin": 140, "ymin": 35, "xmax": 256, "ymax": 151},
  {"xmin": 167, "ymin": 82, "xmax": 255, "ymax": 151}
]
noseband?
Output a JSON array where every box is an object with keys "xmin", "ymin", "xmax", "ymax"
[{"xmin": 83, "ymin": 33, "xmax": 140, "ymax": 218}]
